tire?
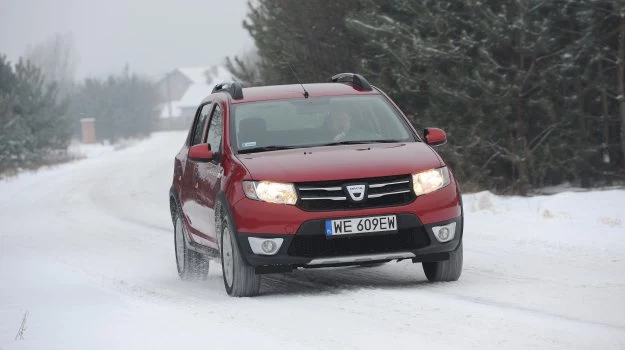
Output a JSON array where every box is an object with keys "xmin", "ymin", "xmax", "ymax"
[
  {"xmin": 174, "ymin": 210, "xmax": 209, "ymax": 280},
  {"xmin": 423, "ymin": 242, "xmax": 463, "ymax": 282},
  {"xmin": 220, "ymin": 215, "xmax": 260, "ymax": 297}
]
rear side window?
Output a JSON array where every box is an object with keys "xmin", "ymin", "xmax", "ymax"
[
  {"xmin": 206, "ymin": 104, "xmax": 223, "ymax": 154},
  {"xmin": 191, "ymin": 104, "xmax": 211, "ymax": 145}
]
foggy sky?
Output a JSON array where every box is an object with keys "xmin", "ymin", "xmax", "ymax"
[{"xmin": 0, "ymin": 0, "xmax": 253, "ymax": 79}]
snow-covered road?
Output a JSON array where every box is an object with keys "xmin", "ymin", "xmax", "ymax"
[{"xmin": 1, "ymin": 131, "xmax": 624, "ymax": 349}]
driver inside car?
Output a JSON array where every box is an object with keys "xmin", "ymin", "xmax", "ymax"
[{"xmin": 329, "ymin": 107, "xmax": 355, "ymax": 141}]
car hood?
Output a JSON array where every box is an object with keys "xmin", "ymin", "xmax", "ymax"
[{"xmin": 236, "ymin": 142, "xmax": 443, "ymax": 182}]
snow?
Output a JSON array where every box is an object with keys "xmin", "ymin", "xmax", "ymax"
[
  {"xmin": 159, "ymin": 66, "xmax": 233, "ymax": 119},
  {"xmin": 158, "ymin": 83, "xmax": 214, "ymax": 119},
  {"xmin": 1, "ymin": 131, "xmax": 624, "ymax": 349},
  {"xmin": 347, "ymin": 19, "xmax": 393, "ymax": 33},
  {"xmin": 66, "ymin": 140, "xmax": 116, "ymax": 159},
  {"xmin": 206, "ymin": 66, "xmax": 234, "ymax": 86},
  {"xmin": 178, "ymin": 66, "xmax": 233, "ymax": 87},
  {"xmin": 177, "ymin": 83, "xmax": 215, "ymax": 108},
  {"xmin": 159, "ymin": 101, "xmax": 182, "ymax": 119},
  {"xmin": 178, "ymin": 67, "xmax": 212, "ymax": 84}
]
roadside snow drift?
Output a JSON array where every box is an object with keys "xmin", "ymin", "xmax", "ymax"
[{"xmin": 1, "ymin": 131, "xmax": 624, "ymax": 349}]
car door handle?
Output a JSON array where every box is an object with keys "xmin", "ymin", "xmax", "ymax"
[{"xmin": 195, "ymin": 183, "xmax": 199, "ymax": 189}]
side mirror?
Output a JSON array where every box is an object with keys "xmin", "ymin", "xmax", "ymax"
[
  {"xmin": 424, "ymin": 128, "xmax": 447, "ymax": 146},
  {"xmin": 189, "ymin": 143, "xmax": 213, "ymax": 161}
]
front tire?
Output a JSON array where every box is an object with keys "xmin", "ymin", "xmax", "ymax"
[
  {"xmin": 423, "ymin": 242, "xmax": 463, "ymax": 282},
  {"xmin": 174, "ymin": 213, "xmax": 209, "ymax": 280},
  {"xmin": 220, "ymin": 216, "xmax": 260, "ymax": 297}
]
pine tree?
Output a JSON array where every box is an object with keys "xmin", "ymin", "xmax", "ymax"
[
  {"xmin": 232, "ymin": 0, "xmax": 363, "ymax": 85},
  {"xmin": 349, "ymin": 0, "xmax": 625, "ymax": 192},
  {"xmin": 68, "ymin": 68, "xmax": 158, "ymax": 143},
  {"xmin": 0, "ymin": 55, "xmax": 71, "ymax": 173},
  {"xmin": 14, "ymin": 59, "xmax": 71, "ymax": 154},
  {"xmin": 235, "ymin": 0, "xmax": 625, "ymax": 192}
]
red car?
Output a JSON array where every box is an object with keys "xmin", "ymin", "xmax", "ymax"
[{"xmin": 169, "ymin": 73, "xmax": 463, "ymax": 297}]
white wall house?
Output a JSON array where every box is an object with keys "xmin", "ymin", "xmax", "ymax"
[{"xmin": 155, "ymin": 66, "xmax": 233, "ymax": 130}]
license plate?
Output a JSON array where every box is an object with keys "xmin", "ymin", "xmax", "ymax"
[{"xmin": 325, "ymin": 215, "xmax": 397, "ymax": 237}]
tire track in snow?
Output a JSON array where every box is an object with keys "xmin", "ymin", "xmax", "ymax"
[
  {"xmin": 4, "ymin": 131, "xmax": 624, "ymax": 349},
  {"xmin": 262, "ymin": 263, "xmax": 625, "ymax": 332}
]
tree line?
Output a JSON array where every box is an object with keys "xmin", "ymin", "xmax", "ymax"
[
  {"xmin": 228, "ymin": 0, "xmax": 625, "ymax": 194},
  {"xmin": 0, "ymin": 35, "xmax": 158, "ymax": 174},
  {"xmin": 67, "ymin": 65, "xmax": 158, "ymax": 143}
]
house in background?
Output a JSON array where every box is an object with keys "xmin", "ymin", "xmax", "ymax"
[{"xmin": 155, "ymin": 66, "xmax": 232, "ymax": 130}]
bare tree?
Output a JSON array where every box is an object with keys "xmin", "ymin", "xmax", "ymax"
[{"xmin": 24, "ymin": 32, "xmax": 78, "ymax": 99}]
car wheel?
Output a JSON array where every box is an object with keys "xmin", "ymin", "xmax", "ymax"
[
  {"xmin": 220, "ymin": 215, "xmax": 260, "ymax": 297},
  {"xmin": 174, "ymin": 211, "xmax": 209, "ymax": 280},
  {"xmin": 423, "ymin": 242, "xmax": 463, "ymax": 282}
]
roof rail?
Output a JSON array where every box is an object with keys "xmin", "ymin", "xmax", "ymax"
[
  {"xmin": 212, "ymin": 81, "xmax": 244, "ymax": 100},
  {"xmin": 330, "ymin": 73, "xmax": 372, "ymax": 91}
]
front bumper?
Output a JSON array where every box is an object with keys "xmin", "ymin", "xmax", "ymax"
[{"xmin": 235, "ymin": 214, "xmax": 463, "ymax": 273}]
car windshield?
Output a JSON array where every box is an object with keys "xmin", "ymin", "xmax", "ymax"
[{"xmin": 231, "ymin": 95, "xmax": 416, "ymax": 153}]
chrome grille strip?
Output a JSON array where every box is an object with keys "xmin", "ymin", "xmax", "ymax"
[
  {"xmin": 300, "ymin": 196, "xmax": 347, "ymax": 201},
  {"xmin": 367, "ymin": 190, "xmax": 412, "ymax": 198},
  {"xmin": 297, "ymin": 176, "xmax": 412, "ymax": 208},
  {"xmin": 368, "ymin": 180, "xmax": 410, "ymax": 188},
  {"xmin": 298, "ymin": 186, "xmax": 342, "ymax": 191}
]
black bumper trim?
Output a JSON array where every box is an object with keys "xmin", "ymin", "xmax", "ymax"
[{"xmin": 235, "ymin": 214, "xmax": 463, "ymax": 271}]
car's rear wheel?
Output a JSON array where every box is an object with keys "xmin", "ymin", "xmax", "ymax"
[
  {"xmin": 174, "ymin": 213, "xmax": 209, "ymax": 280},
  {"xmin": 220, "ymin": 216, "xmax": 260, "ymax": 297},
  {"xmin": 422, "ymin": 242, "xmax": 463, "ymax": 282}
]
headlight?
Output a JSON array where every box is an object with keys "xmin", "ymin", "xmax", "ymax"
[
  {"xmin": 412, "ymin": 167, "xmax": 451, "ymax": 196},
  {"xmin": 242, "ymin": 181, "xmax": 297, "ymax": 205}
]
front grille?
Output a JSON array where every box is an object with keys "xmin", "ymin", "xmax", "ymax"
[
  {"xmin": 287, "ymin": 227, "xmax": 430, "ymax": 258},
  {"xmin": 296, "ymin": 175, "xmax": 414, "ymax": 211}
]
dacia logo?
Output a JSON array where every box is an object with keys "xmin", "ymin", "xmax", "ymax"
[{"xmin": 345, "ymin": 184, "xmax": 366, "ymax": 202}]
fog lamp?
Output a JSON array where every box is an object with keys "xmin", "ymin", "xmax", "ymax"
[
  {"xmin": 261, "ymin": 240, "xmax": 276, "ymax": 254},
  {"xmin": 432, "ymin": 222, "xmax": 457, "ymax": 243},
  {"xmin": 248, "ymin": 237, "xmax": 284, "ymax": 255}
]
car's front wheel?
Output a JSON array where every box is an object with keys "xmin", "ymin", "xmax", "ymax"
[
  {"xmin": 422, "ymin": 242, "xmax": 463, "ymax": 282},
  {"xmin": 174, "ymin": 213, "xmax": 209, "ymax": 280},
  {"xmin": 220, "ymin": 216, "xmax": 260, "ymax": 297}
]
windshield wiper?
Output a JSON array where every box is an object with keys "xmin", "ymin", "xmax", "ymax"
[
  {"xmin": 319, "ymin": 139, "xmax": 404, "ymax": 147},
  {"xmin": 238, "ymin": 145, "xmax": 300, "ymax": 154}
]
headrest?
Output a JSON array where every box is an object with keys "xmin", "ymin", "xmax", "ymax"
[{"xmin": 239, "ymin": 118, "xmax": 267, "ymax": 133}]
